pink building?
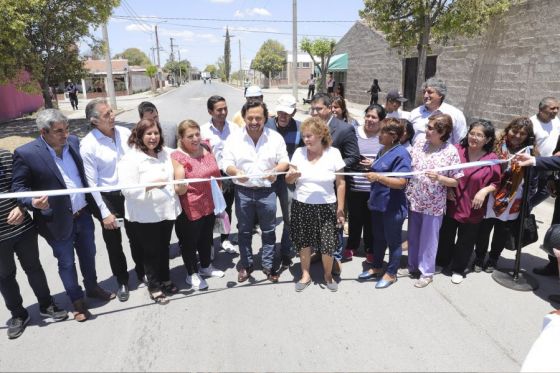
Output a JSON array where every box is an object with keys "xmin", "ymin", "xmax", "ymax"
[{"xmin": 0, "ymin": 72, "xmax": 44, "ymax": 122}]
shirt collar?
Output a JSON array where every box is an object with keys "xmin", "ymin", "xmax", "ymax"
[{"xmin": 41, "ymin": 136, "xmax": 68, "ymax": 158}]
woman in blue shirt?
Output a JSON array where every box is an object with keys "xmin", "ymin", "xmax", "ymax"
[{"xmin": 358, "ymin": 118, "xmax": 411, "ymax": 288}]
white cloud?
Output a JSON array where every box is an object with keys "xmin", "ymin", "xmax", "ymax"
[
  {"xmin": 125, "ymin": 24, "xmax": 151, "ymax": 32},
  {"xmin": 234, "ymin": 7, "xmax": 271, "ymax": 18}
]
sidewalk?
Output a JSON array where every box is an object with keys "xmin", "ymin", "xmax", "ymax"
[{"xmin": 56, "ymin": 86, "xmax": 177, "ymax": 120}]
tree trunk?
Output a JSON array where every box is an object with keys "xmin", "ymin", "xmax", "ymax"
[
  {"xmin": 415, "ymin": 12, "xmax": 431, "ymax": 106},
  {"xmin": 318, "ymin": 56, "xmax": 326, "ymax": 92}
]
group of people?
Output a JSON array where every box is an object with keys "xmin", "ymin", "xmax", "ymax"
[{"xmin": 1, "ymin": 77, "xmax": 559, "ymax": 340}]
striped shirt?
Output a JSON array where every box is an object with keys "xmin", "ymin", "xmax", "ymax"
[
  {"xmin": 0, "ymin": 149, "xmax": 34, "ymax": 242},
  {"xmin": 350, "ymin": 127, "xmax": 382, "ymax": 192}
]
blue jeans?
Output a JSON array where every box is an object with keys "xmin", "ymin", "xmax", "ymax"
[
  {"xmin": 274, "ymin": 176, "xmax": 294, "ymax": 257},
  {"xmin": 46, "ymin": 212, "xmax": 98, "ymax": 302},
  {"xmin": 235, "ymin": 185, "xmax": 277, "ymax": 270},
  {"xmin": 371, "ymin": 209, "xmax": 406, "ymax": 276}
]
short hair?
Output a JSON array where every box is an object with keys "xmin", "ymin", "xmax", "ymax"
[
  {"xmin": 539, "ymin": 96, "xmax": 558, "ymax": 111},
  {"xmin": 138, "ymin": 101, "xmax": 158, "ymax": 118},
  {"xmin": 241, "ymin": 99, "xmax": 268, "ymax": 120},
  {"xmin": 422, "ymin": 78, "xmax": 447, "ymax": 100},
  {"xmin": 85, "ymin": 98, "xmax": 108, "ymax": 123},
  {"xmin": 300, "ymin": 117, "xmax": 332, "ymax": 148},
  {"xmin": 380, "ymin": 118, "xmax": 405, "ymax": 142},
  {"xmin": 496, "ymin": 116, "xmax": 537, "ymax": 154},
  {"xmin": 177, "ymin": 119, "xmax": 200, "ymax": 139},
  {"xmin": 311, "ymin": 93, "xmax": 332, "ymax": 107},
  {"xmin": 364, "ymin": 104, "xmax": 387, "ymax": 121},
  {"xmin": 128, "ymin": 118, "xmax": 164, "ymax": 154},
  {"xmin": 207, "ymin": 95, "xmax": 226, "ymax": 111},
  {"xmin": 400, "ymin": 119, "xmax": 415, "ymax": 145},
  {"xmin": 428, "ymin": 113, "xmax": 453, "ymax": 142},
  {"xmin": 459, "ymin": 119, "xmax": 496, "ymax": 153},
  {"xmin": 36, "ymin": 109, "xmax": 68, "ymax": 131}
]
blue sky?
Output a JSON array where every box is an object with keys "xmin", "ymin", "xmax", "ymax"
[{"xmin": 90, "ymin": 0, "xmax": 366, "ymax": 70}]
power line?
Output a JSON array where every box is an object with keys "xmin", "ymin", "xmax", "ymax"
[
  {"xmin": 119, "ymin": 1, "xmax": 153, "ymax": 35},
  {"xmin": 112, "ymin": 15, "xmax": 356, "ymax": 23}
]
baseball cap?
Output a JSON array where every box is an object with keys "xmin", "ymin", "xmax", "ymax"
[
  {"xmin": 245, "ymin": 85, "xmax": 263, "ymax": 98},
  {"xmin": 386, "ymin": 89, "xmax": 407, "ymax": 102},
  {"xmin": 542, "ymin": 224, "xmax": 560, "ymax": 256},
  {"xmin": 275, "ymin": 94, "xmax": 297, "ymax": 114}
]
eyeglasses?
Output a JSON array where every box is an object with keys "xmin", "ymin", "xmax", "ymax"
[
  {"xmin": 310, "ymin": 106, "xmax": 325, "ymax": 112},
  {"xmin": 468, "ymin": 132, "xmax": 486, "ymax": 139}
]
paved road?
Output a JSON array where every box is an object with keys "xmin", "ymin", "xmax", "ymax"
[{"xmin": 1, "ymin": 81, "xmax": 558, "ymax": 371}]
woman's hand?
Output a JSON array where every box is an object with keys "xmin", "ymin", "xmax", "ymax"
[
  {"xmin": 472, "ymin": 190, "xmax": 487, "ymax": 209},
  {"xmin": 146, "ymin": 178, "xmax": 168, "ymax": 191},
  {"xmin": 366, "ymin": 172, "xmax": 379, "ymax": 183},
  {"xmin": 425, "ymin": 170, "xmax": 440, "ymax": 183},
  {"xmin": 359, "ymin": 158, "xmax": 373, "ymax": 168},
  {"xmin": 285, "ymin": 166, "xmax": 301, "ymax": 184},
  {"xmin": 336, "ymin": 209, "xmax": 345, "ymax": 228},
  {"xmin": 447, "ymin": 188, "xmax": 456, "ymax": 202}
]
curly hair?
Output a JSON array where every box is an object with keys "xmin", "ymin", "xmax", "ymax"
[
  {"xmin": 495, "ymin": 116, "xmax": 537, "ymax": 154},
  {"xmin": 380, "ymin": 118, "xmax": 405, "ymax": 143},
  {"xmin": 128, "ymin": 118, "xmax": 164, "ymax": 154},
  {"xmin": 427, "ymin": 113, "xmax": 453, "ymax": 142},
  {"xmin": 300, "ymin": 117, "xmax": 332, "ymax": 148}
]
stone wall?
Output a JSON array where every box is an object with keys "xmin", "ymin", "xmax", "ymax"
[
  {"xmin": 336, "ymin": 0, "xmax": 560, "ymax": 128},
  {"xmin": 334, "ymin": 21, "xmax": 403, "ymax": 107}
]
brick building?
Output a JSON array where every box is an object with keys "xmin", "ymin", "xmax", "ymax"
[{"xmin": 335, "ymin": 0, "xmax": 560, "ymax": 127}]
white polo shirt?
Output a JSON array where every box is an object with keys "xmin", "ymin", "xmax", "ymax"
[{"xmin": 530, "ymin": 114, "xmax": 560, "ymax": 157}]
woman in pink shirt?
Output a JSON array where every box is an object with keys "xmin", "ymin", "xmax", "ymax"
[
  {"xmin": 435, "ymin": 120, "xmax": 501, "ymax": 284},
  {"xmin": 172, "ymin": 120, "xmax": 224, "ymax": 291}
]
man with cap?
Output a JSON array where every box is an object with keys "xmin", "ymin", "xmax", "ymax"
[
  {"xmin": 384, "ymin": 89, "xmax": 410, "ymax": 120},
  {"xmin": 266, "ymin": 94, "xmax": 302, "ymax": 268},
  {"xmin": 409, "ymin": 77, "xmax": 467, "ymax": 144},
  {"xmin": 232, "ymin": 85, "xmax": 264, "ymax": 128}
]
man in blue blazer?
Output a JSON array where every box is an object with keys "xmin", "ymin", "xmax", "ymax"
[
  {"xmin": 309, "ymin": 93, "xmax": 360, "ymax": 275},
  {"xmin": 12, "ymin": 109, "xmax": 115, "ymax": 322}
]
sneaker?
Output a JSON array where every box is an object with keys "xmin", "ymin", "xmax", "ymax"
[
  {"xmin": 397, "ymin": 268, "xmax": 418, "ymax": 278},
  {"xmin": 221, "ymin": 240, "xmax": 237, "ymax": 254},
  {"xmin": 451, "ymin": 273, "xmax": 464, "ymax": 284},
  {"xmin": 326, "ymin": 281, "xmax": 338, "ymax": 292},
  {"xmin": 199, "ymin": 265, "xmax": 225, "ymax": 278},
  {"xmin": 365, "ymin": 253, "xmax": 374, "ymax": 264},
  {"xmin": 472, "ymin": 260, "xmax": 483, "ymax": 273},
  {"xmin": 342, "ymin": 248, "xmax": 354, "ymax": 261},
  {"xmin": 39, "ymin": 303, "xmax": 69, "ymax": 322},
  {"xmin": 484, "ymin": 260, "xmax": 496, "ymax": 273},
  {"xmin": 185, "ymin": 273, "xmax": 208, "ymax": 290},
  {"xmin": 414, "ymin": 276, "xmax": 433, "ymax": 288},
  {"xmin": 7, "ymin": 315, "xmax": 30, "ymax": 339}
]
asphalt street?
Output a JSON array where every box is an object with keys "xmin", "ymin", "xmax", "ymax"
[{"xmin": 0, "ymin": 81, "xmax": 558, "ymax": 372}]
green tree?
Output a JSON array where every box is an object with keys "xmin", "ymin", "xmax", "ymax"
[
  {"xmin": 300, "ymin": 38, "xmax": 336, "ymax": 92},
  {"xmin": 114, "ymin": 47, "xmax": 151, "ymax": 66},
  {"xmin": 0, "ymin": 0, "xmax": 120, "ymax": 108},
  {"xmin": 145, "ymin": 64, "xmax": 157, "ymax": 92},
  {"xmin": 360, "ymin": 0, "xmax": 512, "ymax": 105},
  {"xmin": 215, "ymin": 57, "xmax": 226, "ymax": 81},
  {"xmin": 251, "ymin": 39, "xmax": 286, "ymax": 86},
  {"xmin": 204, "ymin": 65, "xmax": 217, "ymax": 76},
  {"xmin": 164, "ymin": 59, "xmax": 191, "ymax": 84},
  {"xmin": 224, "ymin": 27, "xmax": 231, "ymax": 82}
]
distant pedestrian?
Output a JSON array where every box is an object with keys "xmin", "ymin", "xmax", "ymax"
[
  {"xmin": 66, "ymin": 80, "xmax": 79, "ymax": 110},
  {"xmin": 307, "ymin": 74, "xmax": 316, "ymax": 100},
  {"xmin": 367, "ymin": 79, "xmax": 381, "ymax": 105},
  {"xmin": 326, "ymin": 72, "xmax": 335, "ymax": 96},
  {"xmin": 244, "ymin": 78, "xmax": 251, "ymax": 96},
  {"xmin": 335, "ymin": 82, "xmax": 345, "ymax": 99}
]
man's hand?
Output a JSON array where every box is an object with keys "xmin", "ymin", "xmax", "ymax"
[
  {"xmin": 6, "ymin": 206, "xmax": 25, "ymax": 225},
  {"xmin": 236, "ymin": 170, "xmax": 249, "ymax": 183},
  {"xmin": 264, "ymin": 169, "xmax": 278, "ymax": 183},
  {"xmin": 102, "ymin": 214, "xmax": 118, "ymax": 230},
  {"xmin": 31, "ymin": 196, "xmax": 49, "ymax": 210},
  {"xmin": 513, "ymin": 153, "xmax": 535, "ymax": 167}
]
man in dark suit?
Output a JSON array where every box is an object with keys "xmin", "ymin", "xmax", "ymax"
[
  {"xmin": 309, "ymin": 93, "xmax": 360, "ymax": 275},
  {"xmin": 12, "ymin": 109, "xmax": 115, "ymax": 322}
]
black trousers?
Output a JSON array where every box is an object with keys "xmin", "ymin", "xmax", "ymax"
[
  {"xmin": 220, "ymin": 177, "xmax": 235, "ymax": 242},
  {"xmin": 176, "ymin": 212, "xmax": 215, "ymax": 275},
  {"xmin": 545, "ymin": 191, "xmax": 560, "ymax": 267},
  {"xmin": 307, "ymin": 85, "xmax": 315, "ymax": 99},
  {"xmin": 99, "ymin": 192, "xmax": 143, "ymax": 284},
  {"xmin": 436, "ymin": 215, "xmax": 481, "ymax": 275},
  {"xmin": 474, "ymin": 218, "xmax": 514, "ymax": 265},
  {"xmin": 128, "ymin": 220, "xmax": 174, "ymax": 292},
  {"xmin": 346, "ymin": 190, "xmax": 373, "ymax": 253},
  {"xmin": 0, "ymin": 228, "xmax": 52, "ymax": 318}
]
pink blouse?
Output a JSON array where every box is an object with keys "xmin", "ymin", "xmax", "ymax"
[
  {"xmin": 406, "ymin": 138, "xmax": 463, "ymax": 216},
  {"xmin": 171, "ymin": 148, "xmax": 221, "ymax": 221}
]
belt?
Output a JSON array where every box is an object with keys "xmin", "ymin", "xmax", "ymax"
[
  {"xmin": 236, "ymin": 184, "xmax": 272, "ymax": 191},
  {"xmin": 73, "ymin": 207, "xmax": 86, "ymax": 219}
]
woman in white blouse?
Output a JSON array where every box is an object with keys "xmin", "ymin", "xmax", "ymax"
[
  {"xmin": 286, "ymin": 117, "xmax": 346, "ymax": 292},
  {"xmin": 118, "ymin": 118, "xmax": 181, "ymax": 304}
]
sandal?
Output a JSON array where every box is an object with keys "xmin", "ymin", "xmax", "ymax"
[
  {"xmin": 149, "ymin": 290, "xmax": 169, "ymax": 305},
  {"xmin": 162, "ymin": 281, "xmax": 178, "ymax": 295}
]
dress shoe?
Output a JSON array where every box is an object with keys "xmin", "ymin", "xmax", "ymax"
[
  {"xmin": 237, "ymin": 266, "xmax": 253, "ymax": 283},
  {"xmin": 332, "ymin": 260, "xmax": 341, "ymax": 276},
  {"xmin": 376, "ymin": 276, "xmax": 397, "ymax": 289},
  {"xmin": 342, "ymin": 248, "xmax": 354, "ymax": 261},
  {"xmin": 281, "ymin": 255, "xmax": 293, "ymax": 269},
  {"xmin": 295, "ymin": 280, "xmax": 311, "ymax": 292},
  {"xmin": 86, "ymin": 285, "xmax": 116, "ymax": 301},
  {"xmin": 533, "ymin": 263, "xmax": 559, "ymax": 277},
  {"xmin": 263, "ymin": 268, "xmax": 279, "ymax": 283},
  {"xmin": 72, "ymin": 299, "xmax": 91, "ymax": 322},
  {"xmin": 358, "ymin": 269, "xmax": 382, "ymax": 280},
  {"xmin": 117, "ymin": 284, "xmax": 130, "ymax": 302}
]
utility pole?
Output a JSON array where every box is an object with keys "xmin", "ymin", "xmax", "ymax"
[
  {"xmin": 102, "ymin": 23, "xmax": 117, "ymax": 109},
  {"xmin": 177, "ymin": 49, "xmax": 182, "ymax": 85},
  {"xmin": 170, "ymin": 37, "xmax": 176, "ymax": 61},
  {"xmin": 155, "ymin": 25, "xmax": 162, "ymax": 89},
  {"xmin": 292, "ymin": 0, "xmax": 298, "ymax": 100},
  {"xmin": 239, "ymin": 39, "xmax": 243, "ymax": 86}
]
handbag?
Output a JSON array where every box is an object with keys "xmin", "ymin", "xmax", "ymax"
[
  {"xmin": 504, "ymin": 214, "xmax": 538, "ymax": 251},
  {"xmin": 213, "ymin": 211, "xmax": 231, "ymax": 234}
]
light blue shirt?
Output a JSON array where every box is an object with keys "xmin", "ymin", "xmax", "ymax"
[{"xmin": 42, "ymin": 137, "xmax": 87, "ymax": 214}]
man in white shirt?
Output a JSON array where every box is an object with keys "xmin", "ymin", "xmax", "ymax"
[
  {"xmin": 80, "ymin": 98, "xmax": 142, "ymax": 302},
  {"xmin": 138, "ymin": 101, "xmax": 177, "ymax": 148},
  {"xmin": 409, "ymin": 78, "xmax": 467, "ymax": 144},
  {"xmin": 201, "ymin": 95, "xmax": 237, "ymax": 254},
  {"xmin": 222, "ymin": 100, "xmax": 289, "ymax": 283},
  {"xmin": 384, "ymin": 89, "xmax": 410, "ymax": 120}
]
